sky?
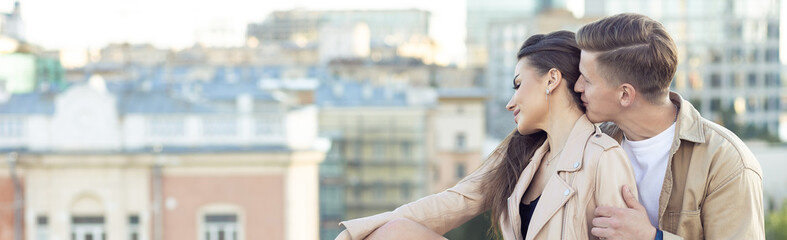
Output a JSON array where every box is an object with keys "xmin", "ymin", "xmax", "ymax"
[{"xmin": 0, "ymin": 0, "xmax": 467, "ymax": 60}]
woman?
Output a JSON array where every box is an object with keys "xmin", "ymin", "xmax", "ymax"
[{"xmin": 336, "ymin": 31, "xmax": 638, "ymax": 240}]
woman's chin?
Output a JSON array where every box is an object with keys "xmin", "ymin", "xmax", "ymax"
[{"xmin": 516, "ymin": 127, "xmax": 538, "ymax": 135}]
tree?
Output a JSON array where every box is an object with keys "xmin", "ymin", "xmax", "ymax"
[
  {"xmin": 766, "ymin": 200, "xmax": 787, "ymax": 239},
  {"xmin": 444, "ymin": 211, "xmax": 495, "ymax": 240}
]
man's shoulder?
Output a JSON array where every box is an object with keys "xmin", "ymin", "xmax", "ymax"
[{"xmin": 693, "ymin": 117, "xmax": 762, "ymax": 177}]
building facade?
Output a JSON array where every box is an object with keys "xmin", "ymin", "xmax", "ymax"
[
  {"xmin": 316, "ymin": 81, "xmax": 487, "ymax": 239},
  {"xmin": 0, "ymin": 77, "xmax": 325, "ymax": 240}
]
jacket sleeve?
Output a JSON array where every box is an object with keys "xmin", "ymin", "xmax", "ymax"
[
  {"xmin": 593, "ymin": 147, "xmax": 639, "ymax": 210},
  {"xmin": 335, "ymin": 156, "xmax": 497, "ymax": 240},
  {"xmin": 699, "ymin": 167, "xmax": 764, "ymax": 239}
]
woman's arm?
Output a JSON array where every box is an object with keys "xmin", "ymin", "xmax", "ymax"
[
  {"xmin": 593, "ymin": 148, "xmax": 639, "ymax": 209},
  {"xmin": 337, "ymin": 158, "xmax": 497, "ymax": 240}
]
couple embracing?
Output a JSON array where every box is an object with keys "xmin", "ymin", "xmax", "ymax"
[{"xmin": 337, "ymin": 13, "xmax": 764, "ymax": 240}]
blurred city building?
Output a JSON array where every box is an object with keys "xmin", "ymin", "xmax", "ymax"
[
  {"xmin": 427, "ymin": 88, "xmax": 487, "ymax": 192},
  {"xmin": 0, "ymin": 76, "xmax": 326, "ymax": 240},
  {"xmin": 465, "ymin": 0, "xmax": 575, "ymax": 68},
  {"xmin": 315, "ymin": 80, "xmax": 486, "ymax": 239},
  {"xmin": 0, "ymin": 52, "xmax": 65, "ymax": 94},
  {"xmin": 327, "ymin": 58, "xmax": 477, "ymax": 88},
  {"xmin": 247, "ymin": 9, "xmax": 438, "ymax": 65},
  {"xmin": 0, "ymin": 0, "xmax": 24, "ymax": 42},
  {"xmin": 585, "ymin": 0, "xmax": 785, "ymax": 141}
]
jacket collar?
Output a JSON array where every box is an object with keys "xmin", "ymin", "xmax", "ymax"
[
  {"xmin": 520, "ymin": 115, "xmax": 596, "ymax": 240},
  {"xmin": 555, "ymin": 114, "xmax": 595, "ymax": 173},
  {"xmin": 510, "ymin": 114, "xmax": 595, "ymax": 203},
  {"xmin": 670, "ymin": 92, "xmax": 706, "ymax": 144}
]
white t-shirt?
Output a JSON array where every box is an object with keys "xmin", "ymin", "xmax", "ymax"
[{"xmin": 621, "ymin": 122, "xmax": 676, "ymax": 227}]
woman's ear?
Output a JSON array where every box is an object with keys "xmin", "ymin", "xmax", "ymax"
[{"xmin": 545, "ymin": 68, "xmax": 562, "ymax": 94}]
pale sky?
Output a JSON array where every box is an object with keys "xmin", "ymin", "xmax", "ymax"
[{"xmin": 0, "ymin": 0, "xmax": 467, "ymax": 60}]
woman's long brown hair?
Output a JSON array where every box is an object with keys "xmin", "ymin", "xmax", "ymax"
[{"xmin": 479, "ymin": 30, "xmax": 583, "ymax": 237}]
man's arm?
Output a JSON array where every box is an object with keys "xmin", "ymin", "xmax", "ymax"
[{"xmin": 700, "ymin": 167, "xmax": 764, "ymax": 239}]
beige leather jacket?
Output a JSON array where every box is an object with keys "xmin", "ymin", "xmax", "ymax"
[
  {"xmin": 600, "ymin": 92, "xmax": 765, "ymax": 240},
  {"xmin": 336, "ymin": 115, "xmax": 638, "ymax": 240}
]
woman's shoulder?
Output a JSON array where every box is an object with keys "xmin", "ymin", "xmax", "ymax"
[{"xmin": 586, "ymin": 128, "xmax": 623, "ymax": 152}]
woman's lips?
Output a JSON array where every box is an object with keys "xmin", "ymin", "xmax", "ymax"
[{"xmin": 513, "ymin": 109, "xmax": 520, "ymax": 123}]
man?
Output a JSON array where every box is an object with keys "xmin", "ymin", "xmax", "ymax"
[{"xmin": 573, "ymin": 13, "xmax": 764, "ymax": 239}]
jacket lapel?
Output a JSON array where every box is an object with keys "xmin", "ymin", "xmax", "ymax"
[
  {"xmin": 524, "ymin": 115, "xmax": 595, "ymax": 239},
  {"xmin": 506, "ymin": 141, "xmax": 549, "ymax": 239}
]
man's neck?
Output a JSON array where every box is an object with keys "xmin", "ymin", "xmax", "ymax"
[{"xmin": 616, "ymin": 98, "xmax": 677, "ymax": 141}]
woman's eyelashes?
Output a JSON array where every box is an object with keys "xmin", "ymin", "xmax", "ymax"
[{"xmin": 512, "ymin": 82, "xmax": 521, "ymax": 89}]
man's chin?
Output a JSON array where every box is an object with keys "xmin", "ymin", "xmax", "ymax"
[{"xmin": 585, "ymin": 113, "xmax": 605, "ymax": 124}]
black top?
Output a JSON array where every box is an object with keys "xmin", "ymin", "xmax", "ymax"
[{"xmin": 519, "ymin": 196, "xmax": 540, "ymax": 237}]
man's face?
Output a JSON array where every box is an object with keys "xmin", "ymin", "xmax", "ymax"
[{"xmin": 575, "ymin": 50, "xmax": 622, "ymax": 123}]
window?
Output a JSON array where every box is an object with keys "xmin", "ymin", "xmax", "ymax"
[
  {"xmin": 710, "ymin": 73, "xmax": 721, "ymax": 88},
  {"xmin": 456, "ymin": 133, "xmax": 466, "ymax": 151},
  {"xmin": 401, "ymin": 142, "xmax": 411, "ymax": 159},
  {"xmin": 129, "ymin": 215, "xmax": 140, "ymax": 240},
  {"xmin": 710, "ymin": 99, "xmax": 721, "ymax": 111},
  {"xmin": 320, "ymin": 185, "xmax": 343, "ymax": 218},
  {"xmin": 748, "ymin": 73, "xmax": 758, "ymax": 87},
  {"xmin": 71, "ymin": 216, "xmax": 105, "ymax": 240},
  {"xmin": 766, "ymin": 48, "xmax": 779, "ymax": 62},
  {"xmin": 149, "ymin": 117, "xmax": 185, "ymax": 137},
  {"xmin": 766, "ymin": 73, "xmax": 781, "ymax": 87},
  {"xmin": 204, "ymin": 214, "xmax": 238, "ymax": 240},
  {"xmin": 36, "ymin": 216, "xmax": 48, "ymax": 240},
  {"xmin": 768, "ymin": 21, "xmax": 779, "ymax": 39},
  {"xmin": 456, "ymin": 163, "xmax": 466, "ymax": 179},
  {"xmin": 203, "ymin": 117, "xmax": 237, "ymax": 136},
  {"xmin": 0, "ymin": 117, "xmax": 23, "ymax": 137}
]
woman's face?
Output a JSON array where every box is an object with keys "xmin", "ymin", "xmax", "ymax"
[{"xmin": 506, "ymin": 58, "xmax": 549, "ymax": 135}]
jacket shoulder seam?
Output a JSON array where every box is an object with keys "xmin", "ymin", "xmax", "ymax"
[{"xmin": 699, "ymin": 119, "xmax": 759, "ymax": 172}]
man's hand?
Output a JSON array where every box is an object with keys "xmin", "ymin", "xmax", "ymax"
[{"xmin": 591, "ymin": 185, "xmax": 657, "ymax": 240}]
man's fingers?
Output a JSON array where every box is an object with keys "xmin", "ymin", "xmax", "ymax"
[
  {"xmin": 591, "ymin": 227, "xmax": 613, "ymax": 238},
  {"xmin": 621, "ymin": 185, "xmax": 644, "ymax": 211},
  {"xmin": 594, "ymin": 206, "xmax": 616, "ymax": 217},
  {"xmin": 591, "ymin": 216, "xmax": 615, "ymax": 228}
]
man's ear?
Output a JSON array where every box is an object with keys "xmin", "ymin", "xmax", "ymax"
[
  {"xmin": 546, "ymin": 68, "xmax": 562, "ymax": 94},
  {"xmin": 619, "ymin": 83, "xmax": 637, "ymax": 107}
]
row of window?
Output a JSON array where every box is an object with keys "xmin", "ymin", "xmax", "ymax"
[
  {"xmin": 695, "ymin": 96, "xmax": 782, "ymax": 112},
  {"xmin": 148, "ymin": 116, "xmax": 284, "ymax": 138},
  {"xmin": 707, "ymin": 72, "xmax": 782, "ymax": 88},
  {"xmin": 706, "ymin": 47, "xmax": 779, "ymax": 64},
  {"xmin": 346, "ymin": 182, "xmax": 414, "ymax": 201},
  {"xmin": 35, "ymin": 214, "xmax": 239, "ymax": 240},
  {"xmin": 0, "ymin": 116, "xmax": 285, "ymax": 139}
]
